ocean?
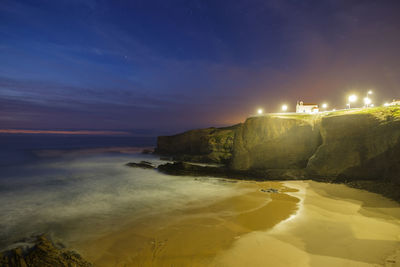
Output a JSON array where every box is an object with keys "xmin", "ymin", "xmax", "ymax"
[{"xmin": 0, "ymin": 134, "xmax": 244, "ymax": 250}]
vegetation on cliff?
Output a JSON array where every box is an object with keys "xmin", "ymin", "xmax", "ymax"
[{"xmin": 156, "ymin": 125, "xmax": 239, "ymax": 164}]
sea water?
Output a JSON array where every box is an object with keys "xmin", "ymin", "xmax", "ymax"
[{"xmin": 0, "ymin": 134, "xmax": 244, "ymax": 249}]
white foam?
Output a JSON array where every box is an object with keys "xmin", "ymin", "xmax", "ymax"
[{"xmin": 0, "ymin": 153, "xmax": 245, "ymax": 248}]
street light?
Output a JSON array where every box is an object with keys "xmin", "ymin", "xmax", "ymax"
[
  {"xmin": 257, "ymin": 108, "xmax": 263, "ymax": 115},
  {"xmin": 282, "ymin": 105, "xmax": 288, "ymax": 112},
  {"xmin": 364, "ymin": 97, "xmax": 372, "ymax": 107},
  {"xmin": 322, "ymin": 103, "xmax": 328, "ymax": 109},
  {"xmin": 348, "ymin": 94, "xmax": 357, "ymax": 108},
  {"xmin": 384, "ymin": 103, "xmax": 390, "ymax": 107}
]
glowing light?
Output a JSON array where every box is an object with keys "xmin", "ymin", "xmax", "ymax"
[
  {"xmin": 364, "ymin": 97, "xmax": 372, "ymax": 105},
  {"xmin": 368, "ymin": 90, "xmax": 373, "ymax": 95},
  {"xmin": 370, "ymin": 104, "xmax": 374, "ymax": 107},
  {"xmin": 282, "ymin": 105, "xmax": 288, "ymax": 112},
  {"xmin": 332, "ymin": 109, "xmax": 336, "ymax": 111},
  {"xmin": 257, "ymin": 108, "xmax": 263, "ymax": 115},
  {"xmin": 347, "ymin": 95, "xmax": 357, "ymax": 109},
  {"xmin": 348, "ymin": 95, "xmax": 357, "ymax": 102},
  {"xmin": 384, "ymin": 103, "xmax": 390, "ymax": 107},
  {"xmin": 322, "ymin": 103, "xmax": 328, "ymax": 109}
]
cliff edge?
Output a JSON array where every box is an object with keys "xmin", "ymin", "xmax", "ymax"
[
  {"xmin": 156, "ymin": 107, "xmax": 400, "ymax": 200},
  {"xmin": 156, "ymin": 125, "xmax": 239, "ymax": 164}
]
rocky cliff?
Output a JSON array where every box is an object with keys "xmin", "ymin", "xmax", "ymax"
[
  {"xmin": 306, "ymin": 109, "xmax": 400, "ymax": 183},
  {"xmin": 231, "ymin": 108, "xmax": 400, "ymax": 184},
  {"xmin": 156, "ymin": 125, "xmax": 238, "ymax": 164},
  {"xmin": 157, "ymin": 107, "xmax": 400, "ymax": 199},
  {"xmin": 231, "ymin": 115, "xmax": 321, "ymax": 170}
]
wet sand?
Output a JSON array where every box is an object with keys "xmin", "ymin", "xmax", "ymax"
[
  {"xmin": 74, "ymin": 180, "xmax": 400, "ymax": 267},
  {"xmin": 214, "ymin": 181, "xmax": 400, "ymax": 267}
]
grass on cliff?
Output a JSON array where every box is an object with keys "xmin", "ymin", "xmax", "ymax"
[
  {"xmin": 325, "ymin": 106, "xmax": 400, "ymax": 121},
  {"xmin": 254, "ymin": 106, "xmax": 400, "ymax": 123}
]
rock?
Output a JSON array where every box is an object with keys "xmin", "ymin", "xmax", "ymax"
[
  {"xmin": 155, "ymin": 125, "xmax": 239, "ymax": 164},
  {"xmin": 155, "ymin": 107, "xmax": 400, "ymax": 201},
  {"xmin": 260, "ymin": 188, "xmax": 279, "ymax": 193},
  {"xmin": 307, "ymin": 112, "xmax": 400, "ymax": 183},
  {"xmin": 158, "ymin": 162, "xmax": 227, "ymax": 177},
  {"xmin": 0, "ymin": 235, "xmax": 92, "ymax": 267},
  {"xmin": 231, "ymin": 115, "xmax": 321, "ymax": 170},
  {"xmin": 126, "ymin": 161, "xmax": 155, "ymax": 169},
  {"xmin": 157, "ymin": 162, "xmax": 285, "ymax": 180},
  {"xmin": 230, "ymin": 108, "xmax": 400, "ymax": 187}
]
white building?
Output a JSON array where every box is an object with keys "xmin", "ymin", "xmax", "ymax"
[
  {"xmin": 389, "ymin": 99, "xmax": 400, "ymax": 106},
  {"xmin": 296, "ymin": 101, "xmax": 319, "ymax": 113}
]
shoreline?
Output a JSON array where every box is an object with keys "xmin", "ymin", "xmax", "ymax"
[
  {"xmin": 156, "ymin": 161, "xmax": 400, "ymax": 202},
  {"xmin": 213, "ymin": 180, "xmax": 400, "ymax": 267},
  {"xmin": 73, "ymin": 179, "xmax": 400, "ymax": 267},
  {"xmin": 73, "ymin": 180, "xmax": 299, "ymax": 266},
  {"xmin": 1, "ymin": 178, "xmax": 399, "ymax": 266}
]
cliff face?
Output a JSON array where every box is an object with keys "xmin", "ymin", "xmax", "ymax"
[
  {"xmin": 307, "ymin": 111, "xmax": 400, "ymax": 183},
  {"xmin": 231, "ymin": 116, "xmax": 321, "ymax": 170},
  {"xmin": 156, "ymin": 125, "xmax": 238, "ymax": 164},
  {"xmin": 230, "ymin": 107, "xmax": 400, "ymax": 185},
  {"xmin": 157, "ymin": 107, "xmax": 400, "ymax": 186}
]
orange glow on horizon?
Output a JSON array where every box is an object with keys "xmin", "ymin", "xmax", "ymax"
[{"xmin": 0, "ymin": 129, "xmax": 131, "ymax": 136}]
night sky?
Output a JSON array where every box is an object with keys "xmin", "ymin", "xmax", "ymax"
[{"xmin": 1, "ymin": 0, "xmax": 400, "ymax": 134}]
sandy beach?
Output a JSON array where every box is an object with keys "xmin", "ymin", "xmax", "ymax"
[{"xmin": 74, "ymin": 180, "xmax": 400, "ymax": 267}]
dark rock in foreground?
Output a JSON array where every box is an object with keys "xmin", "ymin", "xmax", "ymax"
[
  {"xmin": 126, "ymin": 161, "xmax": 155, "ymax": 169},
  {"xmin": 157, "ymin": 161, "xmax": 307, "ymax": 180},
  {"xmin": 0, "ymin": 235, "xmax": 92, "ymax": 267},
  {"xmin": 158, "ymin": 161, "xmax": 229, "ymax": 177},
  {"xmin": 260, "ymin": 188, "xmax": 279, "ymax": 193}
]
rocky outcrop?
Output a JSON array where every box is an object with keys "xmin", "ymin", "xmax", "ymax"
[
  {"xmin": 230, "ymin": 109, "xmax": 400, "ymax": 183},
  {"xmin": 157, "ymin": 107, "xmax": 400, "ymax": 200},
  {"xmin": 126, "ymin": 161, "xmax": 156, "ymax": 169},
  {"xmin": 156, "ymin": 125, "xmax": 238, "ymax": 164},
  {"xmin": 157, "ymin": 161, "xmax": 307, "ymax": 180},
  {"xmin": 228, "ymin": 108, "xmax": 400, "ymax": 183},
  {"xmin": 307, "ymin": 112, "xmax": 400, "ymax": 184},
  {"xmin": 158, "ymin": 162, "xmax": 230, "ymax": 177},
  {"xmin": 0, "ymin": 235, "xmax": 92, "ymax": 267},
  {"xmin": 231, "ymin": 115, "xmax": 321, "ymax": 170}
]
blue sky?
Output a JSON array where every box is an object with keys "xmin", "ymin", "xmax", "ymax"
[{"xmin": 1, "ymin": 0, "xmax": 400, "ymax": 134}]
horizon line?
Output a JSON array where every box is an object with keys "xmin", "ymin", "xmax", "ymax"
[{"xmin": 0, "ymin": 129, "xmax": 132, "ymax": 136}]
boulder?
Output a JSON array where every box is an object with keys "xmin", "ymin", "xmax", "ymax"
[
  {"xmin": 126, "ymin": 161, "xmax": 155, "ymax": 169},
  {"xmin": 0, "ymin": 235, "xmax": 91, "ymax": 267}
]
